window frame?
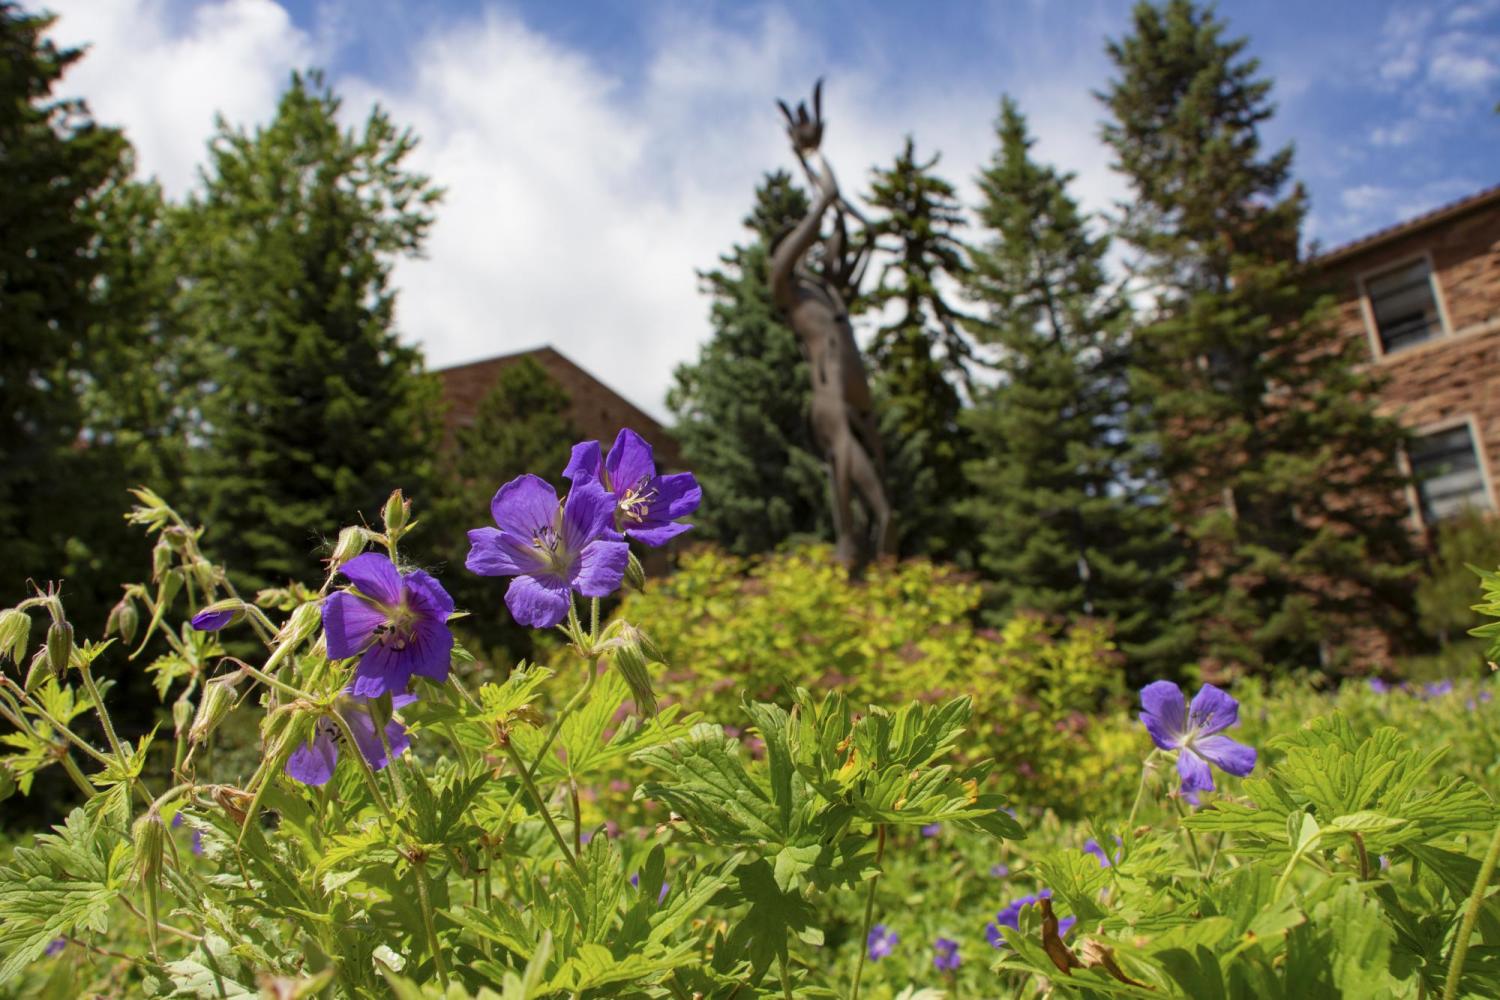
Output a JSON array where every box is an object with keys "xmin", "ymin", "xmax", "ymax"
[
  {"xmin": 1401, "ymin": 414, "xmax": 1496, "ymax": 529},
  {"xmin": 1356, "ymin": 250, "xmax": 1454, "ymax": 359}
]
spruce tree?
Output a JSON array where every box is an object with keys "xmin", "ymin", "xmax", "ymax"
[
  {"xmin": 181, "ymin": 71, "xmax": 443, "ymax": 590},
  {"xmin": 1101, "ymin": 0, "xmax": 1418, "ymax": 675},
  {"xmin": 962, "ymin": 98, "xmax": 1188, "ymax": 677},
  {"xmin": 425, "ymin": 357, "xmax": 579, "ymax": 662},
  {"xmin": 0, "ymin": 2, "xmax": 139, "ymax": 621},
  {"xmin": 864, "ymin": 138, "xmax": 976, "ymax": 560},
  {"xmin": 668, "ymin": 171, "xmax": 830, "ymax": 554}
]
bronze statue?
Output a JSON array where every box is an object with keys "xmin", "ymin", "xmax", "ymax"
[{"xmin": 769, "ymin": 80, "xmax": 896, "ymax": 569}]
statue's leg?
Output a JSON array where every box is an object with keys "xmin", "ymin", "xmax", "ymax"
[
  {"xmin": 830, "ymin": 445, "xmax": 859, "ymax": 568},
  {"xmin": 846, "ymin": 439, "xmax": 896, "ymax": 558}
]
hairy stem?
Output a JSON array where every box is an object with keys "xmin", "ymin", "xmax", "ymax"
[
  {"xmin": 1442, "ymin": 819, "xmax": 1500, "ymax": 1000},
  {"xmin": 502, "ymin": 738, "xmax": 582, "ymax": 875},
  {"xmin": 413, "ymin": 860, "xmax": 451, "ymax": 990},
  {"xmin": 850, "ymin": 824, "xmax": 887, "ymax": 1000}
]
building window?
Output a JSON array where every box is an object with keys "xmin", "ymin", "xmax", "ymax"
[
  {"xmin": 1408, "ymin": 423, "xmax": 1492, "ymax": 523},
  {"xmin": 1364, "ymin": 258, "xmax": 1445, "ymax": 355}
]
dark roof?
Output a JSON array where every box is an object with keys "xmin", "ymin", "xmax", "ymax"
[
  {"xmin": 433, "ymin": 346, "xmax": 683, "ymax": 470},
  {"xmin": 1313, "ymin": 183, "xmax": 1500, "ymax": 266}
]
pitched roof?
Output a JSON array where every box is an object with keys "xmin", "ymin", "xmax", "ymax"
[
  {"xmin": 1313, "ymin": 183, "xmax": 1500, "ymax": 266},
  {"xmin": 434, "ymin": 346, "xmax": 683, "ymax": 470}
]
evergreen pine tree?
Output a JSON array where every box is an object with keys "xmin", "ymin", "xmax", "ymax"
[
  {"xmin": 1101, "ymin": 0, "xmax": 1418, "ymax": 675},
  {"xmin": 181, "ymin": 71, "xmax": 443, "ymax": 590},
  {"xmin": 962, "ymin": 97, "xmax": 1189, "ymax": 677},
  {"xmin": 864, "ymin": 138, "xmax": 976, "ymax": 560},
  {"xmin": 668, "ymin": 171, "xmax": 830, "ymax": 554},
  {"xmin": 425, "ymin": 357, "xmax": 579, "ymax": 663},
  {"xmin": 0, "ymin": 2, "xmax": 140, "ymax": 621}
]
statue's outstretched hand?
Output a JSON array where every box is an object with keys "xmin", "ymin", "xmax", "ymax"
[{"xmin": 777, "ymin": 78, "xmax": 824, "ymax": 153}]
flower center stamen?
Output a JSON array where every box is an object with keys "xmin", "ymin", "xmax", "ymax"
[{"xmin": 619, "ymin": 476, "xmax": 657, "ymax": 524}]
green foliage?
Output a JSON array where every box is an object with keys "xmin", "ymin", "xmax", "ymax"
[
  {"xmin": 962, "ymin": 96, "xmax": 1188, "ymax": 680},
  {"xmin": 1417, "ymin": 512, "xmax": 1500, "ymax": 652},
  {"xmin": 863, "ymin": 139, "xmax": 976, "ymax": 561},
  {"xmin": 606, "ymin": 545, "xmax": 1133, "ymax": 814},
  {"xmin": 668, "ymin": 170, "xmax": 831, "ymax": 554},
  {"xmin": 1101, "ymin": 0, "xmax": 1419, "ymax": 675},
  {"xmin": 180, "ymin": 70, "xmax": 444, "ymax": 592}
]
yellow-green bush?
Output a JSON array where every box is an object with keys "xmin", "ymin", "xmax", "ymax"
[{"xmin": 601, "ymin": 544, "xmax": 1137, "ymax": 814}]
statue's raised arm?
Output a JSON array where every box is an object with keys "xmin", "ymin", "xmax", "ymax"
[{"xmin": 767, "ymin": 79, "xmax": 896, "ymax": 570}]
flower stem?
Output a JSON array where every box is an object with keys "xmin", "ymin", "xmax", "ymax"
[
  {"xmin": 1125, "ymin": 750, "xmax": 1159, "ymax": 833},
  {"xmin": 850, "ymin": 823, "xmax": 886, "ymax": 1000},
  {"xmin": 1442, "ymin": 818, "xmax": 1500, "ymax": 1000},
  {"xmin": 413, "ymin": 860, "xmax": 451, "ymax": 990},
  {"xmin": 328, "ymin": 712, "xmax": 400, "ymax": 830},
  {"xmin": 502, "ymin": 738, "xmax": 582, "ymax": 875},
  {"xmin": 77, "ymin": 658, "xmax": 125, "ymax": 760},
  {"xmin": 59, "ymin": 752, "xmax": 95, "ymax": 797}
]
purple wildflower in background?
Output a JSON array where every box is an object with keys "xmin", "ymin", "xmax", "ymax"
[
  {"xmin": 1468, "ymin": 690, "xmax": 1494, "ymax": 710},
  {"xmin": 987, "ymin": 890, "xmax": 1075, "ymax": 947},
  {"xmin": 866, "ymin": 924, "xmax": 898, "ymax": 961},
  {"xmin": 466, "ymin": 475, "xmax": 629, "ymax": 628},
  {"xmin": 1138, "ymin": 681, "xmax": 1257, "ymax": 796},
  {"xmin": 629, "ymin": 872, "xmax": 671, "ymax": 904},
  {"xmin": 990, "ymin": 862, "xmax": 1010, "ymax": 878},
  {"xmin": 172, "ymin": 812, "xmax": 205, "ymax": 856},
  {"xmin": 1083, "ymin": 837, "xmax": 1120, "ymax": 868},
  {"xmin": 323, "ymin": 553, "xmax": 454, "ymax": 698},
  {"xmin": 189, "ymin": 607, "xmax": 237, "ymax": 631},
  {"xmin": 1422, "ymin": 680, "xmax": 1454, "ymax": 699},
  {"xmin": 1368, "ymin": 677, "xmax": 1391, "ymax": 694},
  {"xmin": 563, "ymin": 429, "xmax": 702, "ymax": 545},
  {"xmin": 285, "ymin": 693, "xmax": 416, "ymax": 786},
  {"xmin": 43, "ymin": 938, "xmax": 66, "ymax": 957},
  {"xmin": 921, "ymin": 822, "xmax": 942, "ymax": 838},
  {"xmin": 932, "ymin": 937, "xmax": 961, "ymax": 971}
]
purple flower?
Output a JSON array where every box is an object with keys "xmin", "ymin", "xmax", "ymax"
[
  {"xmin": 43, "ymin": 938, "xmax": 66, "ymax": 957},
  {"xmin": 990, "ymin": 862, "xmax": 1010, "ymax": 878},
  {"xmin": 1422, "ymin": 680, "xmax": 1454, "ymax": 699},
  {"xmin": 323, "ymin": 553, "xmax": 454, "ymax": 698},
  {"xmin": 190, "ymin": 607, "xmax": 237, "ymax": 632},
  {"xmin": 867, "ymin": 924, "xmax": 898, "ymax": 961},
  {"xmin": 1367, "ymin": 677, "xmax": 1391, "ymax": 694},
  {"xmin": 465, "ymin": 475, "xmax": 629, "ymax": 628},
  {"xmin": 191, "ymin": 829, "xmax": 204, "ymax": 856},
  {"xmin": 1138, "ymin": 681, "xmax": 1257, "ymax": 795},
  {"xmin": 932, "ymin": 937, "xmax": 961, "ymax": 971},
  {"xmin": 987, "ymin": 890, "xmax": 1075, "ymax": 947},
  {"xmin": 629, "ymin": 872, "xmax": 670, "ymax": 904},
  {"xmin": 921, "ymin": 822, "xmax": 942, "ymax": 838},
  {"xmin": 285, "ymin": 692, "xmax": 416, "ymax": 787},
  {"xmin": 563, "ymin": 429, "xmax": 701, "ymax": 546},
  {"xmin": 1083, "ymin": 837, "xmax": 1120, "ymax": 868}
]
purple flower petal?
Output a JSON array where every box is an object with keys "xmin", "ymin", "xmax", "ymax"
[
  {"xmin": 44, "ymin": 938, "xmax": 66, "ymax": 958},
  {"xmin": 403, "ymin": 617, "xmax": 456, "ymax": 684},
  {"xmin": 561, "ymin": 480, "xmax": 618, "ymax": 554},
  {"xmin": 1138, "ymin": 680, "xmax": 1186, "ymax": 751},
  {"xmin": 1188, "ymin": 683, "xmax": 1239, "ymax": 736},
  {"xmin": 626, "ymin": 521, "xmax": 694, "ymax": 547},
  {"xmin": 505, "ymin": 573, "xmax": 572, "ymax": 628},
  {"xmin": 341, "ymin": 700, "xmax": 410, "ymax": 771},
  {"xmin": 322, "ymin": 591, "xmax": 389, "ymax": 661},
  {"xmin": 655, "ymin": 472, "xmax": 702, "ymax": 520},
  {"xmin": 1176, "ymin": 748, "xmax": 1215, "ymax": 794},
  {"xmin": 338, "ymin": 552, "xmax": 403, "ymax": 606},
  {"xmin": 190, "ymin": 608, "xmax": 236, "ymax": 631},
  {"xmin": 490, "ymin": 475, "xmax": 560, "ymax": 537},
  {"xmin": 286, "ymin": 722, "xmax": 339, "ymax": 786},
  {"xmin": 349, "ymin": 641, "xmax": 414, "ymax": 698},
  {"xmin": 932, "ymin": 937, "xmax": 961, "ymax": 971},
  {"xmin": 563, "ymin": 440, "xmax": 604, "ymax": 484},
  {"xmin": 465, "ymin": 527, "xmax": 540, "ymax": 576},
  {"xmin": 191, "ymin": 830, "xmax": 204, "ymax": 856},
  {"xmin": 1193, "ymin": 734, "xmax": 1256, "ymax": 778},
  {"xmin": 604, "ymin": 429, "xmax": 657, "ymax": 494},
  {"xmin": 572, "ymin": 539, "xmax": 629, "ymax": 598}
]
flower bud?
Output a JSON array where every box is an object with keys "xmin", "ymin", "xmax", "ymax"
[
  {"xmin": 45, "ymin": 620, "xmax": 72, "ymax": 679},
  {"xmin": 382, "ymin": 490, "xmax": 410, "ymax": 535},
  {"xmin": 281, "ymin": 601, "xmax": 322, "ymax": 647},
  {"xmin": 624, "ymin": 550, "xmax": 647, "ymax": 592},
  {"xmin": 172, "ymin": 696, "xmax": 195, "ymax": 737},
  {"xmin": 151, "ymin": 540, "xmax": 173, "ymax": 582},
  {"xmin": 132, "ymin": 810, "xmax": 166, "ymax": 887},
  {"xmin": 612, "ymin": 625, "xmax": 659, "ymax": 717},
  {"xmin": 190, "ymin": 599, "xmax": 244, "ymax": 632},
  {"xmin": 0, "ymin": 608, "xmax": 29, "ymax": 664},
  {"xmin": 190, "ymin": 672, "xmax": 242, "ymax": 745},
  {"xmin": 24, "ymin": 648, "xmax": 49, "ymax": 691},
  {"xmin": 330, "ymin": 525, "xmax": 368, "ymax": 567},
  {"xmin": 106, "ymin": 598, "xmax": 139, "ymax": 646}
]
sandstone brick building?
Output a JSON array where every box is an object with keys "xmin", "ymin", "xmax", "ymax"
[
  {"xmin": 434, "ymin": 346, "xmax": 682, "ymax": 470},
  {"xmin": 1315, "ymin": 183, "xmax": 1500, "ymax": 538}
]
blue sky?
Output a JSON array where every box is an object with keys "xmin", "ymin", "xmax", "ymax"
[{"xmin": 42, "ymin": 0, "xmax": 1500, "ymax": 416}]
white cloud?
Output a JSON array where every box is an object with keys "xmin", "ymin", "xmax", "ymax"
[
  {"xmin": 42, "ymin": 1, "xmax": 1126, "ymax": 420},
  {"xmin": 44, "ymin": 0, "xmax": 314, "ymax": 196}
]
